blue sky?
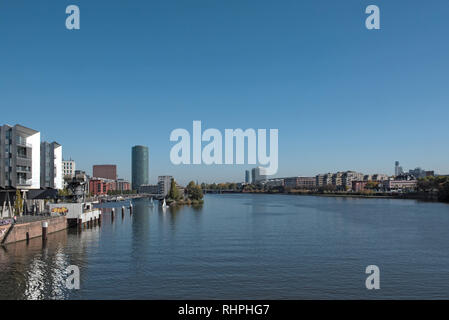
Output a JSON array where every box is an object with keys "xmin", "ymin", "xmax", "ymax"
[{"xmin": 1, "ymin": 0, "xmax": 448, "ymax": 184}]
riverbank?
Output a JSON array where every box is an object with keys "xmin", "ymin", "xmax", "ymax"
[
  {"xmin": 1, "ymin": 216, "xmax": 67, "ymax": 245},
  {"xmin": 166, "ymin": 199, "xmax": 204, "ymax": 206},
  {"xmin": 218, "ymin": 190, "xmax": 446, "ymax": 202}
]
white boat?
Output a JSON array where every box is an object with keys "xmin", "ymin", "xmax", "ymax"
[{"xmin": 162, "ymin": 198, "xmax": 169, "ymax": 208}]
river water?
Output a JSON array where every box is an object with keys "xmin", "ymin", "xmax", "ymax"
[{"xmin": 0, "ymin": 194, "xmax": 448, "ymax": 299}]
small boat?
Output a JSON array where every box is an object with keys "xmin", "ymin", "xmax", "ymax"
[{"xmin": 162, "ymin": 198, "xmax": 169, "ymax": 208}]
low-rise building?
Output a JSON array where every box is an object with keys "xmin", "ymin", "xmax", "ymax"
[
  {"xmin": 89, "ymin": 178, "xmax": 116, "ymax": 196},
  {"xmin": 352, "ymin": 181, "xmax": 368, "ymax": 192},
  {"xmin": 383, "ymin": 179, "xmax": 418, "ymax": 192},
  {"xmin": 285, "ymin": 177, "xmax": 316, "ymax": 189},
  {"xmin": 265, "ymin": 178, "xmax": 284, "ymax": 187},
  {"xmin": 116, "ymin": 179, "xmax": 131, "ymax": 192},
  {"xmin": 138, "ymin": 184, "xmax": 159, "ymax": 194}
]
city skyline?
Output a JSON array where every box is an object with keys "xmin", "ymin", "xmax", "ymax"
[{"xmin": 1, "ymin": 1, "xmax": 449, "ymax": 184}]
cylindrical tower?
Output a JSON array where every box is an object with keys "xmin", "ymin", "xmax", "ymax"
[{"xmin": 132, "ymin": 145, "xmax": 149, "ymax": 191}]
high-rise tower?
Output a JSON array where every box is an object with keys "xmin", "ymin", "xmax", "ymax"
[{"xmin": 132, "ymin": 145, "xmax": 149, "ymax": 191}]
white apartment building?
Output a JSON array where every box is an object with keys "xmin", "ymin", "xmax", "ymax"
[
  {"xmin": 40, "ymin": 141, "xmax": 63, "ymax": 190},
  {"xmin": 63, "ymin": 159, "xmax": 76, "ymax": 178},
  {"xmin": 0, "ymin": 124, "xmax": 41, "ymax": 189},
  {"xmin": 158, "ymin": 175, "xmax": 173, "ymax": 196}
]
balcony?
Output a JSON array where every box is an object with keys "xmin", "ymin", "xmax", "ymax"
[
  {"xmin": 17, "ymin": 178, "xmax": 32, "ymax": 186},
  {"xmin": 17, "ymin": 153, "xmax": 31, "ymax": 160},
  {"xmin": 16, "ymin": 166, "xmax": 31, "ymax": 173},
  {"xmin": 16, "ymin": 137, "xmax": 32, "ymax": 148}
]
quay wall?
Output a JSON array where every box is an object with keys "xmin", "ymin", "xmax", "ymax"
[
  {"xmin": 0, "ymin": 224, "xmax": 10, "ymax": 243},
  {"xmin": 2, "ymin": 216, "xmax": 67, "ymax": 245}
]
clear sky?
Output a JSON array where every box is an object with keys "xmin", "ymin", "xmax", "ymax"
[{"xmin": 1, "ymin": 0, "xmax": 448, "ymax": 185}]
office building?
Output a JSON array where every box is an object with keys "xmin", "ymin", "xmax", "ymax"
[
  {"xmin": 138, "ymin": 184, "xmax": 159, "ymax": 194},
  {"xmin": 251, "ymin": 167, "xmax": 267, "ymax": 184},
  {"xmin": 62, "ymin": 159, "xmax": 76, "ymax": 178},
  {"xmin": 158, "ymin": 175, "xmax": 173, "ymax": 196},
  {"xmin": 285, "ymin": 177, "xmax": 316, "ymax": 189},
  {"xmin": 265, "ymin": 178, "xmax": 284, "ymax": 187},
  {"xmin": 40, "ymin": 141, "xmax": 63, "ymax": 190},
  {"xmin": 409, "ymin": 167, "xmax": 427, "ymax": 179},
  {"xmin": 93, "ymin": 164, "xmax": 117, "ymax": 180},
  {"xmin": 116, "ymin": 179, "xmax": 131, "ymax": 192},
  {"xmin": 132, "ymin": 145, "xmax": 149, "ymax": 191},
  {"xmin": 0, "ymin": 124, "xmax": 41, "ymax": 189},
  {"xmin": 342, "ymin": 171, "xmax": 364, "ymax": 190},
  {"xmin": 332, "ymin": 172, "xmax": 344, "ymax": 187},
  {"xmin": 395, "ymin": 161, "xmax": 404, "ymax": 176},
  {"xmin": 245, "ymin": 170, "xmax": 250, "ymax": 183}
]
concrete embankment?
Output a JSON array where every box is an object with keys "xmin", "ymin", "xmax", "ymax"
[{"xmin": 1, "ymin": 216, "xmax": 67, "ymax": 245}]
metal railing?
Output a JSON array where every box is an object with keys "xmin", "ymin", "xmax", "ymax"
[{"xmin": 17, "ymin": 178, "xmax": 32, "ymax": 186}]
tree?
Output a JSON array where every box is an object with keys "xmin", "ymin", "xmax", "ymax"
[
  {"xmin": 186, "ymin": 181, "xmax": 204, "ymax": 200},
  {"xmin": 365, "ymin": 181, "xmax": 379, "ymax": 190},
  {"xmin": 15, "ymin": 189, "xmax": 23, "ymax": 215},
  {"xmin": 168, "ymin": 178, "xmax": 181, "ymax": 200}
]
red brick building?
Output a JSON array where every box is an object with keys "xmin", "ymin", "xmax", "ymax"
[
  {"xmin": 89, "ymin": 178, "xmax": 116, "ymax": 196},
  {"xmin": 116, "ymin": 179, "xmax": 131, "ymax": 192},
  {"xmin": 352, "ymin": 181, "xmax": 368, "ymax": 192},
  {"xmin": 93, "ymin": 165, "xmax": 117, "ymax": 180}
]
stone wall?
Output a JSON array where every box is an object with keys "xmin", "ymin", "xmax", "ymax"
[
  {"xmin": 2, "ymin": 216, "xmax": 67, "ymax": 245},
  {"xmin": 0, "ymin": 224, "xmax": 10, "ymax": 243}
]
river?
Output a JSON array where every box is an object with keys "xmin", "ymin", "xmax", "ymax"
[{"xmin": 0, "ymin": 194, "xmax": 448, "ymax": 299}]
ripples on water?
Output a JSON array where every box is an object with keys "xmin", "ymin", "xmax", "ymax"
[{"xmin": 0, "ymin": 194, "xmax": 448, "ymax": 299}]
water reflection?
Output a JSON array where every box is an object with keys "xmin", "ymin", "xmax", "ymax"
[
  {"xmin": 1, "ymin": 195, "xmax": 448, "ymax": 299},
  {"xmin": 0, "ymin": 231, "xmax": 70, "ymax": 300}
]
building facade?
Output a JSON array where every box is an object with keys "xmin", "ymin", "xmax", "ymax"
[
  {"xmin": 93, "ymin": 164, "xmax": 117, "ymax": 180},
  {"xmin": 132, "ymin": 146, "xmax": 149, "ymax": 191},
  {"xmin": 245, "ymin": 170, "xmax": 250, "ymax": 183},
  {"xmin": 158, "ymin": 175, "xmax": 173, "ymax": 196},
  {"xmin": 342, "ymin": 171, "xmax": 364, "ymax": 190},
  {"xmin": 383, "ymin": 179, "xmax": 418, "ymax": 192},
  {"xmin": 265, "ymin": 178, "xmax": 284, "ymax": 187},
  {"xmin": 0, "ymin": 124, "xmax": 41, "ymax": 189},
  {"xmin": 116, "ymin": 179, "xmax": 131, "ymax": 192},
  {"xmin": 62, "ymin": 159, "xmax": 76, "ymax": 178},
  {"xmin": 285, "ymin": 177, "xmax": 316, "ymax": 189},
  {"xmin": 395, "ymin": 161, "xmax": 404, "ymax": 176},
  {"xmin": 89, "ymin": 178, "xmax": 116, "ymax": 196},
  {"xmin": 40, "ymin": 141, "xmax": 63, "ymax": 190},
  {"xmin": 251, "ymin": 167, "xmax": 267, "ymax": 184},
  {"xmin": 138, "ymin": 184, "xmax": 159, "ymax": 194}
]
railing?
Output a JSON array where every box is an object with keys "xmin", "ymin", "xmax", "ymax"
[
  {"xmin": 16, "ymin": 138, "xmax": 32, "ymax": 148},
  {"xmin": 17, "ymin": 154, "xmax": 31, "ymax": 160},
  {"xmin": 17, "ymin": 178, "xmax": 32, "ymax": 186},
  {"xmin": 16, "ymin": 166, "xmax": 31, "ymax": 173}
]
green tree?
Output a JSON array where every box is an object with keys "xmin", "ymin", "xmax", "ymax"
[
  {"xmin": 15, "ymin": 189, "xmax": 23, "ymax": 215},
  {"xmin": 168, "ymin": 178, "xmax": 181, "ymax": 200},
  {"xmin": 186, "ymin": 181, "xmax": 204, "ymax": 200}
]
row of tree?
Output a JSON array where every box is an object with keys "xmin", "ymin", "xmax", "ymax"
[
  {"xmin": 168, "ymin": 179, "xmax": 204, "ymax": 202},
  {"xmin": 417, "ymin": 176, "xmax": 449, "ymax": 202}
]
